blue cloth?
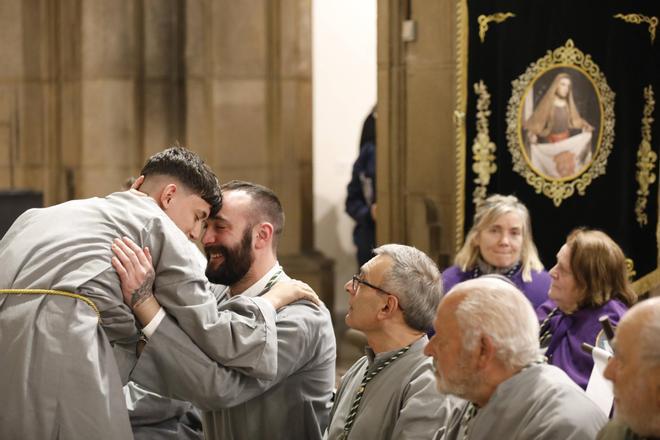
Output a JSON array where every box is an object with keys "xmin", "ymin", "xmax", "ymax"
[{"xmin": 345, "ymin": 141, "xmax": 376, "ymax": 266}]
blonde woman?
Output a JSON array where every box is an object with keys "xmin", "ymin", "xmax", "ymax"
[{"xmin": 443, "ymin": 194, "xmax": 551, "ymax": 309}]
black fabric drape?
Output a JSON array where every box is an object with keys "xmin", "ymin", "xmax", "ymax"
[{"xmin": 462, "ymin": 1, "xmax": 660, "ymax": 283}]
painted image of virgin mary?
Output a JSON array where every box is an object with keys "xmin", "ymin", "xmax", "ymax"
[{"xmin": 523, "ymin": 72, "xmax": 595, "ymax": 179}]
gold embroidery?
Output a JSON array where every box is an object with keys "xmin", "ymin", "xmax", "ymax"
[
  {"xmin": 472, "ymin": 81, "xmax": 497, "ymax": 207},
  {"xmin": 505, "ymin": 39, "xmax": 615, "ymax": 206},
  {"xmin": 635, "ymin": 86, "xmax": 657, "ymax": 226},
  {"xmin": 614, "ymin": 13, "xmax": 658, "ymax": 44},
  {"xmin": 625, "ymin": 258, "xmax": 637, "ymax": 280},
  {"xmin": 477, "ymin": 13, "xmax": 515, "ymax": 43},
  {"xmin": 455, "ymin": 0, "xmax": 469, "ymax": 251}
]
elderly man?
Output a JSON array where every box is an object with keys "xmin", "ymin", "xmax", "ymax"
[
  {"xmin": 597, "ymin": 297, "xmax": 660, "ymax": 440},
  {"xmin": 0, "ymin": 147, "xmax": 307, "ymax": 439},
  {"xmin": 113, "ymin": 180, "xmax": 336, "ymax": 440},
  {"xmin": 425, "ymin": 276, "xmax": 607, "ymax": 440},
  {"xmin": 324, "ymin": 244, "xmax": 455, "ymax": 439}
]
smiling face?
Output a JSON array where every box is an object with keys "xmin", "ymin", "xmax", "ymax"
[
  {"xmin": 475, "ymin": 211, "xmax": 524, "ymax": 268},
  {"xmin": 344, "ymin": 254, "xmax": 392, "ymax": 332},
  {"xmin": 424, "ymin": 293, "xmax": 481, "ymax": 399},
  {"xmin": 548, "ymin": 243, "xmax": 582, "ymax": 313},
  {"xmin": 202, "ymin": 190, "xmax": 255, "ymax": 286}
]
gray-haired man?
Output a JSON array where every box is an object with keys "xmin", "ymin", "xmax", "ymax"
[
  {"xmin": 597, "ymin": 297, "xmax": 660, "ymax": 440},
  {"xmin": 425, "ymin": 276, "xmax": 607, "ymax": 440},
  {"xmin": 324, "ymin": 244, "xmax": 456, "ymax": 439}
]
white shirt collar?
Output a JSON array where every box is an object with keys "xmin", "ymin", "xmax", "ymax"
[{"xmin": 231, "ymin": 262, "xmax": 282, "ymax": 298}]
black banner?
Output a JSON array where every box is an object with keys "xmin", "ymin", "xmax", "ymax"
[{"xmin": 459, "ymin": 1, "xmax": 660, "ymax": 291}]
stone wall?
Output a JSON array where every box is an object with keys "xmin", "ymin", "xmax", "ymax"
[{"xmin": 0, "ymin": 0, "xmax": 334, "ymax": 307}]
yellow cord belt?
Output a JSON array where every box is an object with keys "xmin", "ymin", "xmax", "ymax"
[{"xmin": 0, "ymin": 289, "xmax": 100, "ymax": 319}]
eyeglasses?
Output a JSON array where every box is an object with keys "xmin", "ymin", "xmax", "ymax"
[{"xmin": 351, "ymin": 275, "xmax": 405, "ymax": 311}]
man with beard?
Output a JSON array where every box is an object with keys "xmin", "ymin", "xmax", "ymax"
[
  {"xmin": 323, "ymin": 244, "xmax": 457, "ymax": 439},
  {"xmin": 597, "ymin": 297, "xmax": 660, "ymax": 440},
  {"xmin": 425, "ymin": 276, "xmax": 607, "ymax": 440},
  {"xmin": 0, "ymin": 147, "xmax": 309, "ymax": 440},
  {"xmin": 112, "ymin": 180, "xmax": 336, "ymax": 440}
]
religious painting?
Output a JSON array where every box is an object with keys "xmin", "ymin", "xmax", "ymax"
[
  {"xmin": 505, "ymin": 40, "xmax": 615, "ymax": 207},
  {"xmin": 457, "ymin": 2, "xmax": 660, "ymax": 294},
  {"xmin": 520, "ymin": 67, "xmax": 601, "ymax": 181}
]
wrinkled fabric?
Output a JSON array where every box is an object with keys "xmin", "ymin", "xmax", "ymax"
[
  {"xmin": 125, "ymin": 381, "xmax": 204, "ymax": 440},
  {"xmin": 436, "ymin": 364, "xmax": 607, "ymax": 440},
  {"xmin": 536, "ymin": 298, "xmax": 627, "ymax": 389},
  {"xmin": 442, "ymin": 265, "xmax": 551, "ymax": 310},
  {"xmin": 0, "ymin": 190, "xmax": 276, "ymax": 440},
  {"xmin": 597, "ymin": 420, "xmax": 659, "ymax": 440},
  {"xmin": 131, "ymin": 269, "xmax": 336, "ymax": 440},
  {"xmin": 325, "ymin": 337, "xmax": 459, "ymax": 440}
]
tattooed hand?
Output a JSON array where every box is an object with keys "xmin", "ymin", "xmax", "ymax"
[{"xmin": 111, "ymin": 237, "xmax": 156, "ymax": 309}]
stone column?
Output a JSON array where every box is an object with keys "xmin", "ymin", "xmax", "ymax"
[
  {"xmin": 377, "ymin": 0, "xmax": 457, "ymax": 266},
  {"xmin": 0, "ymin": 0, "xmax": 61, "ymax": 204},
  {"xmin": 75, "ymin": 0, "xmax": 139, "ymax": 198},
  {"xmin": 185, "ymin": 0, "xmax": 334, "ymax": 307}
]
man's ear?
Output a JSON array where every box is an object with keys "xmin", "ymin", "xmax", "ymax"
[
  {"xmin": 254, "ymin": 222, "xmax": 274, "ymax": 250},
  {"xmin": 377, "ymin": 294, "xmax": 400, "ymax": 320},
  {"xmin": 477, "ymin": 334, "xmax": 496, "ymax": 368},
  {"xmin": 160, "ymin": 183, "xmax": 178, "ymax": 209},
  {"xmin": 132, "ymin": 175, "xmax": 145, "ymax": 190}
]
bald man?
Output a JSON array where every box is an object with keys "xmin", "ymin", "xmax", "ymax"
[
  {"xmin": 597, "ymin": 297, "xmax": 660, "ymax": 440},
  {"xmin": 425, "ymin": 276, "xmax": 607, "ymax": 440}
]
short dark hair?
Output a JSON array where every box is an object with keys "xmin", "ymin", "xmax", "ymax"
[
  {"xmin": 220, "ymin": 180, "xmax": 284, "ymax": 249},
  {"xmin": 140, "ymin": 146, "xmax": 222, "ymax": 216}
]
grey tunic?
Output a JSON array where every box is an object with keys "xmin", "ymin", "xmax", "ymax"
[
  {"xmin": 324, "ymin": 336, "xmax": 458, "ymax": 440},
  {"xmin": 597, "ymin": 420, "xmax": 657, "ymax": 440},
  {"xmin": 130, "ymin": 267, "xmax": 337, "ymax": 440},
  {"xmin": 436, "ymin": 363, "xmax": 608, "ymax": 440},
  {"xmin": 0, "ymin": 191, "xmax": 276, "ymax": 440},
  {"xmin": 125, "ymin": 381, "xmax": 204, "ymax": 440}
]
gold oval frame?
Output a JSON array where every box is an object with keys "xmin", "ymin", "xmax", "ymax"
[{"xmin": 506, "ymin": 39, "xmax": 615, "ymax": 206}]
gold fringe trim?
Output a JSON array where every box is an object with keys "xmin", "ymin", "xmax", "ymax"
[{"xmin": 455, "ymin": 0, "xmax": 469, "ymax": 252}]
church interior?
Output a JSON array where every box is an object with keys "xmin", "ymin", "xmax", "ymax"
[{"xmin": 1, "ymin": 1, "xmax": 659, "ymax": 439}]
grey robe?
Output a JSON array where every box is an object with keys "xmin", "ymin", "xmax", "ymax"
[
  {"xmin": 125, "ymin": 381, "xmax": 204, "ymax": 440},
  {"xmin": 597, "ymin": 420, "xmax": 655, "ymax": 440},
  {"xmin": 324, "ymin": 336, "xmax": 457, "ymax": 440},
  {"xmin": 0, "ymin": 191, "xmax": 276, "ymax": 440},
  {"xmin": 436, "ymin": 364, "xmax": 608, "ymax": 440},
  {"xmin": 130, "ymin": 269, "xmax": 337, "ymax": 440}
]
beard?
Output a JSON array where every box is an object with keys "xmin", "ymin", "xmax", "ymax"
[
  {"xmin": 205, "ymin": 228, "xmax": 254, "ymax": 286},
  {"xmin": 434, "ymin": 352, "xmax": 481, "ymax": 400}
]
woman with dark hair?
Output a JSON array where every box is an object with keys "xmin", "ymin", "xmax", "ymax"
[{"xmin": 538, "ymin": 228, "xmax": 637, "ymax": 390}]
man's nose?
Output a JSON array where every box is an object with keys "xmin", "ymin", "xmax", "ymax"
[{"xmin": 189, "ymin": 224, "xmax": 202, "ymax": 241}]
